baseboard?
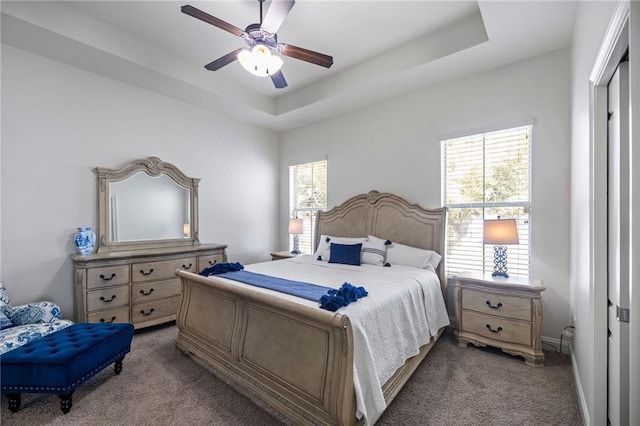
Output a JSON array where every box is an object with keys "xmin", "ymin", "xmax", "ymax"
[
  {"xmin": 569, "ymin": 343, "xmax": 590, "ymax": 426},
  {"xmin": 541, "ymin": 335, "xmax": 571, "ymax": 354}
]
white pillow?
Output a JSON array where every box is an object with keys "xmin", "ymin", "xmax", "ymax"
[
  {"xmin": 383, "ymin": 239, "xmax": 442, "ymax": 269},
  {"xmin": 314, "ymin": 235, "xmax": 367, "ymax": 261},
  {"xmin": 361, "ymin": 237, "xmax": 387, "ymax": 266}
]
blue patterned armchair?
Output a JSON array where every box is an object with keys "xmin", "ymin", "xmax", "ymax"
[{"xmin": 0, "ymin": 286, "xmax": 73, "ymax": 355}]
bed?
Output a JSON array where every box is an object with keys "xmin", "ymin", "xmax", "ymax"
[{"xmin": 175, "ymin": 190, "xmax": 448, "ymax": 425}]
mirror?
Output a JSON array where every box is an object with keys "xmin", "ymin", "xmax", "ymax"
[
  {"xmin": 96, "ymin": 157, "xmax": 200, "ymax": 252},
  {"xmin": 109, "ymin": 173, "xmax": 190, "ymax": 242}
]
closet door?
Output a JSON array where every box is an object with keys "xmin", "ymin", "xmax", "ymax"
[{"xmin": 607, "ymin": 60, "xmax": 630, "ymax": 426}]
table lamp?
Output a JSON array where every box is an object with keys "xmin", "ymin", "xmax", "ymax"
[
  {"xmin": 288, "ymin": 218, "xmax": 303, "ymax": 254},
  {"xmin": 483, "ymin": 217, "xmax": 519, "ymax": 278}
]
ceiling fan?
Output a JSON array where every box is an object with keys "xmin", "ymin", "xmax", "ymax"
[{"xmin": 181, "ymin": 0, "xmax": 334, "ymax": 89}]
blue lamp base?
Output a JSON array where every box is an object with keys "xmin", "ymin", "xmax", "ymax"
[
  {"xmin": 491, "ymin": 245, "xmax": 510, "ymax": 278},
  {"xmin": 291, "ymin": 235, "xmax": 301, "ymax": 255}
]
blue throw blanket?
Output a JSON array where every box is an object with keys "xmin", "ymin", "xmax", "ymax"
[
  {"xmin": 319, "ymin": 283, "xmax": 368, "ymax": 312},
  {"xmin": 213, "ymin": 268, "xmax": 368, "ymax": 312},
  {"xmin": 200, "ymin": 262, "xmax": 244, "ymax": 276},
  {"xmin": 218, "ymin": 270, "xmax": 332, "ymax": 301}
]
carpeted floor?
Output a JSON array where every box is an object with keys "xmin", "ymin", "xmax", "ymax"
[{"xmin": 1, "ymin": 324, "xmax": 582, "ymax": 425}]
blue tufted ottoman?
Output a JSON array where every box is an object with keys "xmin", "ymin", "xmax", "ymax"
[{"xmin": 1, "ymin": 322, "xmax": 134, "ymax": 414}]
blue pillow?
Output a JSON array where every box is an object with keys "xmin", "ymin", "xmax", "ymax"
[{"xmin": 328, "ymin": 243, "xmax": 362, "ymax": 266}]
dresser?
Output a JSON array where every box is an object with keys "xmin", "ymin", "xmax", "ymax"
[
  {"xmin": 72, "ymin": 244, "xmax": 227, "ymax": 329},
  {"xmin": 453, "ymin": 272, "xmax": 545, "ymax": 367}
]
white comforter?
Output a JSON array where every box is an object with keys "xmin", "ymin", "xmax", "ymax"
[{"xmin": 242, "ymin": 255, "xmax": 450, "ymax": 425}]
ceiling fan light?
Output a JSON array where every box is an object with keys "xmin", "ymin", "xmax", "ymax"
[{"xmin": 237, "ymin": 45, "xmax": 283, "ymax": 77}]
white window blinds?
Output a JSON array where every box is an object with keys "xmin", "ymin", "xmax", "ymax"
[
  {"xmin": 289, "ymin": 159, "xmax": 327, "ymax": 254},
  {"xmin": 442, "ymin": 126, "xmax": 531, "ymax": 276}
]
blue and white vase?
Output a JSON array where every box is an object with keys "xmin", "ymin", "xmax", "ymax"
[{"xmin": 74, "ymin": 227, "xmax": 96, "ymax": 255}]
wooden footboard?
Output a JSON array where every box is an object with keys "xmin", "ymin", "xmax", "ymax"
[
  {"xmin": 175, "ymin": 269, "xmax": 444, "ymax": 425},
  {"xmin": 175, "ymin": 269, "xmax": 357, "ymax": 425}
]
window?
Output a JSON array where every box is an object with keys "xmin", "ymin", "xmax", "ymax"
[
  {"xmin": 442, "ymin": 125, "xmax": 531, "ymax": 276},
  {"xmin": 289, "ymin": 159, "xmax": 327, "ymax": 254}
]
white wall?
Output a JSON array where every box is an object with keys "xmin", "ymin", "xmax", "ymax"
[
  {"xmin": 0, "ymin": 45, "xmax": 280, "ymax": 316},
  {"xmin": 279, "ymin": 48, "xmax": 572, "ymax": 343},
  {"xmin": 569, "ymin": 2, "xmax": 626, "ymax": 425}
]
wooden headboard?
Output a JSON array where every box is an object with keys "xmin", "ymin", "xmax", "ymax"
[{"xmin": 315, "ymin": 190, "xmax": 447, "ymax": 292}]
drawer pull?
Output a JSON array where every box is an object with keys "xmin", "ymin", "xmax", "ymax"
[
  {"xmin": 485, "ymin": 300, "xmax": 503, "ymax": 310},
  {"xmin": 99, "ymin": 295, "xmax": 117, "ymax": 303},
  {"xmin": 486, "ymin": 324, "xmax": 503, "ymax": 334},
  {"xmin": 139, "ymin": 268, "xmax": 154, "ymax": 276},
  {"xmin": 140, "ymin": 308, "xmax": 155, "ymax": 316},
  {"xmin": 99, "ymin": 316, "xmax": 117, "ymax": 323},
  {"xmin": 139, "ymin": 288, "xmax": 155, "ymax": 296},
  {"xmin": 99, "ymin": 273, "xmax": 116, "ymax": 281},
  {"xmin": 208, "ymin": 259, "xmax": 218, "ymax": 266},
  {"xmin": 182, "ymin": 263, "xmax": 193, "ymax": 270}
]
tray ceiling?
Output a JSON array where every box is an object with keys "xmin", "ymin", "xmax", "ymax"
[{"xmin": 1, "ymin": 1, "xmax": 577, "ymax": 131}]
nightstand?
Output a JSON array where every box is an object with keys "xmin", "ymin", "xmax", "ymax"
[
  {"xmin": 454, "ymin": 272, "xmax": 545, "ymax": 367},
  {"xmin": 270, "ymin": 251, "xmax": 300, "ymax": 261}
]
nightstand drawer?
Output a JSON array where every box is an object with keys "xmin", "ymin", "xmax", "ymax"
[
  {"xmin": 462, "ymin": 288, "xmax": 531, "ymax": 321},
  {"xmin": 271, "ymin": 251, "xmax": 298, "ymax": 260},
  {"xmin": 461, "ymin": 310, "xmax": 532, "ymax": 347}
]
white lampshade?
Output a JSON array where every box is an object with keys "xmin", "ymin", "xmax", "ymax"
[
  {"xmin": 483, "ymin": 218, "xmax": 519, "ymax": 245},
  {"xmin": 288, "ymin": 218, "xmax": 303, "ymax": 235},
  {"xmin": 237, "ymin": 45, "xmax": 283, "ymax": 77}
]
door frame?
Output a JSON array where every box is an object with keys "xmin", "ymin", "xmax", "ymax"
[
  {"xmin": 630, "ymin": 2, "xmax": 640, "ymax": 422},
  {"xmin": 606, "ymin": 59, "xmax": 630, "ymax": 426},
  {"xmin": 589, "ymin": 1, "xmax": 637, "ymax": 424}
]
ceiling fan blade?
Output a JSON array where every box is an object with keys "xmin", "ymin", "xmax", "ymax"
[
  {"xmin": 181, "ymin": 5, "xmax": 244, "ymax": 37},
  {"xmin": 279, "ymin": 44, "xmax": 333, "ymax": 68},
  {"xmin": 261, "ymin": 0, "xmax": 295, "ymax": 34},
  {"xmin": 204, "ymin": 49, "xmax": 243, "ymax": 71},
  {"xmin": 270, "ymin": 70, "xmax": 288, "ymax": 89}
]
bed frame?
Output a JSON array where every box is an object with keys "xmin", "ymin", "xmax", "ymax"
[{"xmin": 175, "ymin": 191, "xmax": 446, "ymax": 425}]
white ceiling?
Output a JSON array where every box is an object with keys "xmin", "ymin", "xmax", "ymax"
[{"xmin": 1, "ymin": 1, "xmax": 577, "ymax": 131}]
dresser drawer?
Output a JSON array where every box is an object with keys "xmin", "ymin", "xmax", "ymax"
[
  {"xmin": 461, "ymin": 310, "xmax": 532, "ymax": 347},
  {"xmin": 462, "ymin": 288, "xmax": 531, "ymax": 321},
  {"xmin": 198, "ymin": 254, "xmax": 225, "ymax": 273},
  {"xmin": 132, "ymin": 257, "xmax": 197, "ymax": 282},
  {"xmin": 132, "ymin": 278, "xmax": 181, "ymax": 303},
  {"xmin": 87, "ymin": 265, "xmax": 130, "ymax": 289},
  {"xmin": 87, "ymin": 306, "xmax": 130, "ymax": 324},
  {"xmin": 86, "ymin": 286, "xmax": 130, "ymax": 311},
  {"xmin": 132, "ymin": 296, "xmax": 181, "ymax": 323}
]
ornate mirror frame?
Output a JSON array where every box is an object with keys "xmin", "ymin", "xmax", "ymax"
[{"xmin": 96, "ymin": 156, "xmax": 200, "ymax": 253}]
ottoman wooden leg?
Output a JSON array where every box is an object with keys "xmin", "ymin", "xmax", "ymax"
[
  {"xmin": 59, "ymin": 391, "xmax": 74, "ymax": 414},
  {"xmin": 114, "ymin": 357, "xmax": 125, "ymax": 375},
  {"xmin": 6, "ymin": 393, "xmax": 21, "ymax": 412}
]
